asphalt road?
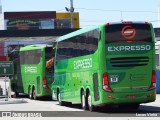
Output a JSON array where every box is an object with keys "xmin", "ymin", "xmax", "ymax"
[
  {"xmin": 0, "ymin": 94, "xmax": 160, "ymax": 116},
  {"xmin": 0, "ymin": 94, "xmax": 160, "ymax": 120}
]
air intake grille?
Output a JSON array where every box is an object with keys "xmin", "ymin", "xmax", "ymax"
[{"xmin": 110, "ymin": 57, "xmax": 149, "ymax": 67}]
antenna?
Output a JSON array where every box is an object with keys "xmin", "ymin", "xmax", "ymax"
[{"xmin": 120, "ymin": 11, "xmax": 123, "ymax": 22}]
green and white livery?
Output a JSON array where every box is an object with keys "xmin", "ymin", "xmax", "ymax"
[
  {"xmin": 20, "ymin": 44, "xmax": 54, "ymax": 100},
  {"xmin": 52, "ymin": 22, "xmax": 156, "ymax": 111}
]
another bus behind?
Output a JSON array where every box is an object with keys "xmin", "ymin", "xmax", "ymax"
[{"xmin": 20, "ymin": 44, "xmax": 55, "ymax": 99}]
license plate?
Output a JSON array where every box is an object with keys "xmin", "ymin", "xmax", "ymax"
[{"xmin": 127, "ymin": 95, "xmax": 136, "ymax": 99}]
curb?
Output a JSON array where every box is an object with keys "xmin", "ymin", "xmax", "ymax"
[{"xmin": 0, "ymin": 98, "xmax": 27, "ymax": 104}]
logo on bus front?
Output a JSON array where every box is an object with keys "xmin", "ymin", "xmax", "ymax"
[{"xmin": 121, "ymin": 26, "xmax": 136, "ymax": 39}]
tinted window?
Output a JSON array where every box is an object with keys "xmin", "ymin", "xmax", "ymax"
[
  {"xmin": 105, "ymin": 23, "xmax": 152, "ymax": 43},
  {"xmin": 45, "ymin": 47, "xmax": 54, "ymax": 60},
  {"xmin": 56, "ymin": 29, "xmax": 99, "ymax": 61},
  {"xmin": 20, "ymin": 50, "xmax": 41, "ymax": 64}
]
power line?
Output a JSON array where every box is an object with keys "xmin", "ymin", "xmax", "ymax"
[
  {"xmin": 76, "ymin": 8, "xmax": 121, "ymax": 12},
  {"xmin": 149, "ymin": 20, "xmax": 160, "ymax": 22},
  {"xmin": 80, "ymin": 18, "xmax": 160, "ymax": 23},
  {"xmin": 80, "ymin": 19, "xmax": 106, "ymax": 22},
  {"xmin": 76, "ymin": 7, "xmax": 159, "ymax": 22},
  {"xmin": 56, "ymin": 9, "xmax": 65, "ymax": 12},
  {"xmin": 75, "ymin": 7, "xmax": 158, "ymax": 13}
]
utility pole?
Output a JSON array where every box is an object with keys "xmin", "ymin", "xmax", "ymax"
[
  {"xmin": 158, "ymin": 5, "xmax": 160, "ymax": 27},
  {"xmin": 65, "ymin": 0, "xmax": 74, "ymax": 28},
  {"xmin": 0, "ymin": 0, "xmax": 2, "ymax": 30},
  {"xmin": 70, "ymin": 0, "xmax": 74, "ymax": 28},
  {"xmin": 0, "ymin": 0, "xmax": 2, "ymax": 14}
]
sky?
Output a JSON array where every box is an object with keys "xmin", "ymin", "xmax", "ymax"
[{"xmin": 0, "ymin": 0, "xmax": 160, "ymax": 28}]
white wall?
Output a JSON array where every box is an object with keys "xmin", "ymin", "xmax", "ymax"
[{"xmin": 0, "ymin": 79, "xmax": 9, "ymax": 96}]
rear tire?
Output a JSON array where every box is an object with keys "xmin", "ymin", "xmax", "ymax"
[
  {"xmin": 33, "ymin": 89, "xmax": 37, "ymax": 100},
  {"xmin": 15, "ymin": 92, "xmax": 19, "ymax": 98},
  {"xmin": 29, "ymin": 87, "xmax": 33, "ymax": 99},
  {"xmin": 81, "ymin": 91, "xmax": 87, "ymax": 110},
  {"xmin": 87, "ymin": 91, "xmax": 95, "ymax": 112},
  {"xmin": 58, "ymin": 92, "xmax": 64, "ymax": 106}
]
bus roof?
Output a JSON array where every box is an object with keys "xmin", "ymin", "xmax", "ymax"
[
  {"xmin": 20, "ymin": 44, "xmax": 52, "ymax": 51},
  {"xmin": 57, "ymin": 25, "xmax": 102, "ymax": 42},
  {"xmin": 56, "ymin": 21, "xmax": 152, "ymax": 42}
]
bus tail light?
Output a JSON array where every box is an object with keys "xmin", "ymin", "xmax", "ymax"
[
  {"xmin": 126, "ymin": 40, "xmax": 133, "ymax": 43},
  {"xmin": 106, "ymin": 23, "xmax": 109, "ymax": 26},
  {"xmin": 43, "ymin": 77, "xmax": 47, "ymax": 88},
  {"xmin": 148, "ymin": 70, "xmax": 156, "ymax": 91},
  {"xmin": 102, "ymin": 72, "xmax": 113, "ymax": 92}
]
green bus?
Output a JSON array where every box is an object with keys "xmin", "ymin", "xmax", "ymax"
[
  {"xmin": 20, "ymin": 44, "xmax": 55, "ymax": 99},
  {"xmin": 52, "ymin": 22, "xmax": 156, "ymax": 111}
]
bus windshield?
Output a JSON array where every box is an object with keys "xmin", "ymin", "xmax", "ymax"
[
  {"xmin": 105, "ymin": 23, "xmax": 152, "ymax": 43},
  {"xmin": 20, "ymin": 50, "xmax": 41, "ymax": 64}
]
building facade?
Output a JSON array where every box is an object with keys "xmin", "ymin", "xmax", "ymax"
[
  {"xmin": 4, "ymin": 11, "xmax": 80, "ymax": 30},
  {"xmin": 4, "ymin": 11, "xmax": 56, "ymax": 30}
]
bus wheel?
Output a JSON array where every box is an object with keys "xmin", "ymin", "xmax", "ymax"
[
  {"xmin": 33, "ymin": 89, "xmax": 37, "ymax": 100},
  {"xmin": 87, "ymin": 91, "xmax": 95, "ymax": 112},
  {"xmin": 58, "ymin": 92, "xmax": 64, "ymax": 106},
  {"xmin": 81, "ymin": 91, "xmax": 87, "ymax": 110},
  {"xmin": 15, "ymin": 92, "xmax": 19, "ymax": 98},
  {"xmin": 29, "ymin": 87, "xmax": 33, "ymax": 99}
]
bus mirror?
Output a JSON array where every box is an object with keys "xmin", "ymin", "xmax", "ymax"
[{"xmin": 99, "ymin": 31, "xmax": 101, "ymax": 40}]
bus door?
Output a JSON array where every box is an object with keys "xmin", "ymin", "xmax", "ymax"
[{"xmin": 105, "ymin": 22, "xmax": 154, "ymax": 93}]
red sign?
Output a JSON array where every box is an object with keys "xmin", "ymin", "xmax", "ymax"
[
  {"xmin": 121, "ymin": 26, "xmax": 136, "ymax": 39},
  {"xmin": 127, "ymin": 95, "xmax": 136, "ymax": 99},
  {"xmin": 0, "ymin": 56, "xmax": 6, "ymax": 61}
]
